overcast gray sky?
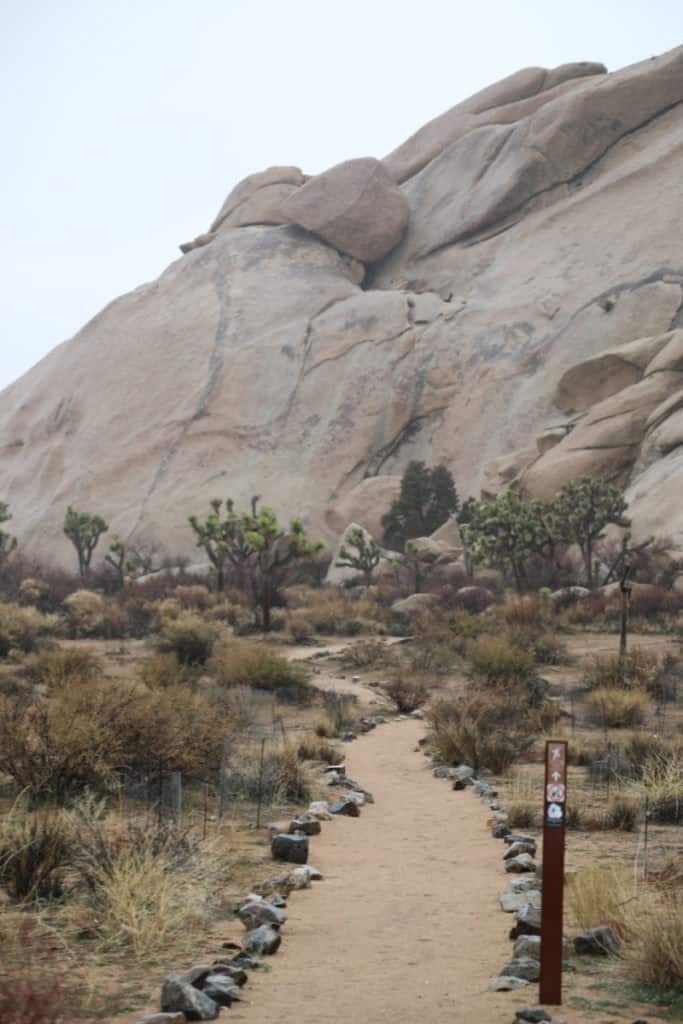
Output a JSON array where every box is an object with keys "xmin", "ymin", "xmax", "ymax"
[{"xmin": 1, "ymin": 0, "xmax": 680, "ymax": 393}]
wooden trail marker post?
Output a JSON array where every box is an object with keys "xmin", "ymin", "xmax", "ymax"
[{"xmin": 540, "ymin": 739, "xmax": 568, "ymax": 1005}]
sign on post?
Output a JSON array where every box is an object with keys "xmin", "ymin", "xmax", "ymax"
[{"xmin": 540, "ymin": 739, "xmax": 568, "ymax": 1005}]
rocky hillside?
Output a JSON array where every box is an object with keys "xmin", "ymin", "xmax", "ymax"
[{"xmin": 2, "ymin": 47, "xmax": 683, "ymax": 565}]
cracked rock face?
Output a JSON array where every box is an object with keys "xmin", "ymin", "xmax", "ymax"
[{"xmin": 2, "ymin": 47, "xmax": 683, "ymax": 564}]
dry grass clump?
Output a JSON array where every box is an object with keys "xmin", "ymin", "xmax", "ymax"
[
  {"xmin": 586, "ymin": 687, "xmax": 648, "ymax": 728},
  {"xmin": 427, "ymin": 692, "xmax": 539, "ymax": 773},
  {"xmin": 502, "ymin": 595, "xmax": 547, "ymax": 630},
  {"xmin": 0, "ymin": 602, "xmax": 60, "ymax": 657},
  {"xmin": 209, "ymin": 639, "xmax": 312, "ymax": 704},
  {"xmin": 506, "ymin": 801, "xmax": 538, "ymax": 829},
  {"xmin": 138, "ymin": 651, "xmax": 199, "ymax": 690},
  {"xmin": 21, "ymin": 646, "xmax": 100, "ymax": 691},
  {"xmin": 156, "ymin": 612, "xmax": 218, "ymax": 665},
  {"xmin": 340, "ymin": 639, "xmax": 393, "ymax": 669},
  {"xmin": 601, "ymin": 793, "xmax": 641, "ymax": 831},
  {"xmin": 467, "ymin": 634, "xmax": 535, "ymax": 687},
  {"xmin": 0, "ymin": 964, "xmax": 69, "ymax": 1024},
  {"xmin": 0, "ymin": 807, "xmax": 70, "ymax": 902},
  {"xmin": 288, "ymin": 589, "xmax": 384, "ymax": 635},
  {"xmin": 567, "ymin": 863, "xmax": 636, "ymax": 938},
  {"xmin": 227, "ymin": 740, "xmax": 315, "ymax": 805},
  {"xmin": 568, "ymin": 864, "xmax": 683, "ymax": 993},
  {"xmin": 287, "ymin": 609, "xmax": 315, "ymax": 643},
  {"xmin": 296, "ymin": 734, "xmax": 341, "ymax": 764},
  {"xmin": 582, "ymin": 648, "xmax": 660, "ymax": 691},
  {"xmin": 382, "ymin": 673, "xmax": 435, "ymax": 713},
  {"xmin": 625, "ymin": 748, "xmax": 683, "ymax": 823},
  {"xmin": 315, "ymin": 692, "xmax": 358, "ymax": 737},
  {"xmin": 630, "ymin": 894, "xmax": 683, "ymax": 992}
]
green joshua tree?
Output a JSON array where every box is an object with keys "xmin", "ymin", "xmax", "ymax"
[
  {"xmin": 63, "ymin": 506, "xmax": 109, "ymax": 578},
  {"xmin": 335, "ymin": 527, "xmax": 382, "ymax": 586},
  {"xmin": 0, "ymin": 502, "xmax": 17, "ymax": 562}
]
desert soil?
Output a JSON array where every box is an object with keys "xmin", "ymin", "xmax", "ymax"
[{"xmin": 229, "ymin": 716, "xmax": 517, "ymax": 1024}]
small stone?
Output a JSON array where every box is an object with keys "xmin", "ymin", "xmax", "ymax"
[
  {"xmin": 289, "ymin": 814, "xmax": 322, "ymax": 836},
  {"xmin": 512, "ymin": 935, "xmax": 542, "ymax": 960},
  {"xmin": 287, "ymin": 867, "xmax": 312, "ymax": 890},
  {"xmin": 203, "ymin": 975, "xmax": 241, "ymax": 1007},
  {"xmin": 574, "ymin": 924, "xmax": 620, "ymax": 956},
  {"xmin": 492, "ymin": 823, "xmax": 511, "ymax": 839},
  {"xmin": 504, "ymin": 841, "xmax": 537, "ymax": 860},
  {"xmin": 160, "ymin": 975, "xmax": 219, "ymax": 1020},
  {"xmin": 514, "ymin": 1008, "xmax": 552, "ymax": 1022},
  {"xmin": 210, "ymin": 963, "xmax": 248, "ymax": 986},
  {"xmin": 487, "ymin": 976, "xmax": 530, "ymax": 991},
  {"xmin": 505, "ymin": 854, "xmax": 537, "ymax": 874},
  {"xmin": 352, "ymin": 675, "xmax": 361, "ymax": 682},
  {"xmin": 509, "ymin": 902, "xmax": 542, "ymax": 939},
  {"xmin": 238, "ymin": 898, "xmax": 287, "ymax": 930},
  {"xmin": 501, "ymin": 957, "xmax": 540, "ymax": 982},
  {"xmin": 329, "ymin": 798, "xmax": 360, "ymax": 817},
  {"xmin": 433, "ymin": 765, "xmax": 452, "ymax": 779},
  {"xmin": 244, "ymin": 924, "xmax": 282, "ymax": 955},
  {"xmin": 307, "ymin": 800, "xmax": 333, "ymax": 820},
  {"xmin": 504, "ymin": 833, "xmax": 536, "ymax": 846},
  {"xmin": 323, "ymin": 764, "xmax": 346, "ymax": 776},
  {"xmin": 271, "ymin": 832, "xmax": 309, "ymax": 864},
  {"xmin": 500, "ymin": 888, "xmax": 542, "ymax": 913},
  {"xmin": 342, "ymin": 731, "xmax": 357, "ymax": 742},
  {"xmin": 453, "ymin": 764, "xmax": 476, "ymax": 783},
  {"xmin": 136, "ymin": 1015, "xmax": 186, "ymax": 1024}
]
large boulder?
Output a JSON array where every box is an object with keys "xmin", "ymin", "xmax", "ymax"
[
  {"xmin": 4, "ymin": 50, "xmax": 683, "ymax": 565},
  {"xmin": 282, "ymin": 157, "xmax": 410, "ymax": 262},
  {"xmin": 210, "ymin": 165, "xmax": 307, "ymax": 231},
  {"xmin": 390, "ymin": 592, "xmax": 438, "ymax": 619}
]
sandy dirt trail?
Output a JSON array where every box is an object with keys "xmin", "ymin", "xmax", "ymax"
[{"xmin": 230, "ymin": 718, "xmax": 518, "ymax": 1024}]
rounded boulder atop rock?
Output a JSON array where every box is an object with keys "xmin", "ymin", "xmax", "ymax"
[{"xmin": 282, "ymin": 157, "xmax": 410, "ymax": 262}]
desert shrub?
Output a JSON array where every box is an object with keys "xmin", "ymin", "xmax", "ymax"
[
  {"xmin": 503, "ymin": 595, "xmax": 546, "ymax": 630},
  {"xmin": 319, "ymin": 691, "xmax": 358, "ymax": 734},
  {"xmin": 21, "ymin": 647, "xmax": 100, "ymax": 691},
  {"xmin": 383, "ymin": 673, "xmax": 433, "ymax": 712},
  {"xmin": 138, "ymin": 652, "xmax": 199, "ymax": 690},
  {"xmin": 0, "ymin": 809, "xmax": 70, "ymax": 902},
  {"xmin": 62, "ymin": 590, "xmax": 104, "ymax": 637},
  {"xmin": 427, "ymin": 692, "xmax": 538, "ymax": 773},
  {"xmin": 18, "ymin": 578, "xmax": 51, "ymax": 610},
  {"xmin": 623, "ymin": 732, "xmax": 672, "ymax": 774},
  {"xmin": 0, "ymin": 965, "xmax": 69, "ymax": 1024},
  {"xmin": 156, "ymin": 612, "xmax": 218, "ymax": 665},
  {"xmin": 506, "ymin": 801, "xmax": 538, "ymax": 829},
  {"xmin": 228, "ymin": 741, "xmax": 314, "ymax": 804},
  {"xmin": 586, "ymin": 687, "xmax": 648, "ymax": 728},
  {"xmin": 314, "ymin": 716, "xmax": 337, "ymax": 739},
  {"xmin": 627, "ymin": 749, "xmax": 683, "ymax": 823},
  {"xmin": 209, "ymin": 640, "xmax": 311, "ymax": 704},
  {"xmin": 287, "ymin": 610, "xmax": 315, "ymax": 643},
  {"xmin": 296, "ymin": 735, "xmax": 340, "ymax": 764},
  {"xmin": 0, "ymin": 603, "xmax": 60, "ymax": 657},
  {"xmin": 448, "ymin": 609, "xmax": 492, "ymax": 639},
  {"xmin": 582, "ymin": 648, "xmax": 660, "ymax": 692},
  {"xmin": 294, "ymin": 589, "xmax": 383, "ymax": 635},
  {"xmin": 527, "ymin": 631, "xmax": 568, "ymax": 665},
  {"xmin": 174, "ymin": 584, "xmax": 213, "ymax": 611},
  {"xmin": 340, "ymin": 639, "xmax": 392, "ymax": 669},
  {"xmin": 604, "ymin": 793, "xmax": 640, "ymax": 831},
  {"xmin": 567, "ymin": 736, "xmax": 604, "ymax": 766},
  {"xmin": 0, "ymin": 678, "xmax": 225, "ymax": 800},
  {"xmin": 467, "ymin": 634, "xmax": 535, "ymax": 687},
  {"xmin": 559, "ymin": 592, "xmax": 607, "ymax": 627}
]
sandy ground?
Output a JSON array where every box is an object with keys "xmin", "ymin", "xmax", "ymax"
[{"xmin": 228, "ymin": 717, "xmax": 519, "ymax": 1024}]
